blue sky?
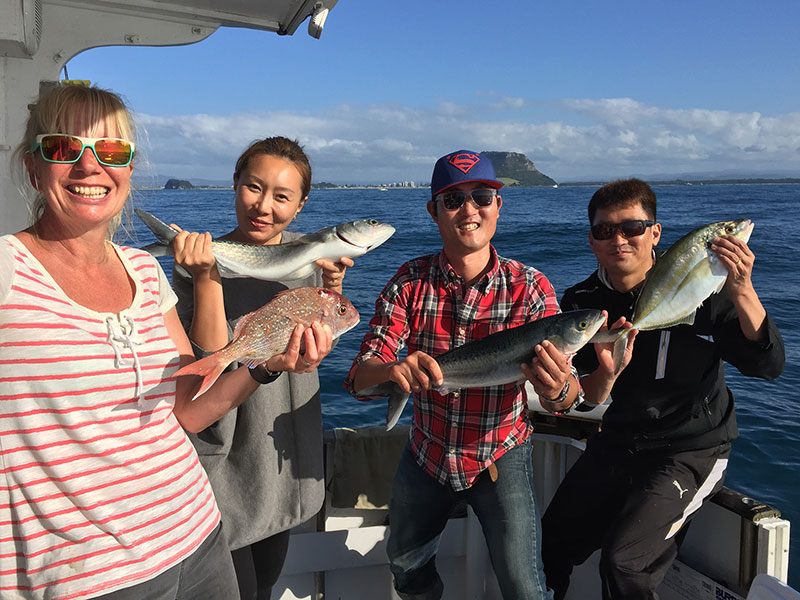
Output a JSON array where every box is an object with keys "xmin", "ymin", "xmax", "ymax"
[{"xmin": 66, "ymin": 0, "xmax": 800, "ymax": 184}]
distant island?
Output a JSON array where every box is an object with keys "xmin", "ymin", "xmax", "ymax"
[
  {"xmin": 149, "ymin": 169, "xmax": 798, "ymax": 192},
  {"xmin": 481, "ymin": 151, "xmax": 558, "ymax": 187},
  {"xmin": 164, "ymin": 178, "xmax": 194, "ymax": 190}
]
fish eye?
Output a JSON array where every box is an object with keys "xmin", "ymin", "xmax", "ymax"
[
  {"xmin": 338, "ymin": 305, "xmax": 347, "ymax": 315},
  {"xmin": 579, "ymin": 320, "xmax": 588, "ymax": 329},
  {"xmin": 725, "ymin": 224, "xmax": 735, "ymax": 234},
  {"xmin": 369, "ymin": 219, "xmax": 378, "ymax": 225}
]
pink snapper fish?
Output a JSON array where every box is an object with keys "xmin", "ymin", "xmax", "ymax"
[{"xmin": 176, "ymin": 287, "xmax": 360, "ymax": 400}]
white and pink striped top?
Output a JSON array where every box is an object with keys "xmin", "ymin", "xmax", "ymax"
[{"xmin": 0, "ymin": 235, "xmax": 221, "ymax": 600}]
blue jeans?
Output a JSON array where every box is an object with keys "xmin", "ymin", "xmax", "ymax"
[
  {"xmin": 97, "ymin": 523, "xmax": 240, "ymax": 600},
  {"xmin": 388, "ymin": 436, "xmax": 553, "ymax": 600}
]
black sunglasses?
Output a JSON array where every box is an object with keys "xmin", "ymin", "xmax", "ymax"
[
  {"xmin": 591, "ymin": 219, "xmax": 654, "ymax": 240},
  {"xmin": 434, "ymin": 189, "xmax": 497, "ymax": 210}
]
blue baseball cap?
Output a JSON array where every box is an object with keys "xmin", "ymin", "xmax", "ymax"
[{"xmin": 430, "ymin": 150, "xmax": 503, "ymax": 198}]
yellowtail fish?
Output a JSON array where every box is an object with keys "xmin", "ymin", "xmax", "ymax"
[
  {"xmin": 357, "ymin": 309, "xmax": 606, "ymax": 430},
  {"xmin": 176, "ymin": 287, "xmax": 360, "ymax": 400},
  {"xmin": 135, "ymin": 209, "xmax": 395, "ymax": 281},
  {"xmin": 594, "ymin": 219, "xmax": 754, "ymax": 371}
]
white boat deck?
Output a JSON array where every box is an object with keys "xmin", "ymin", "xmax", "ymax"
[{"xmin": 271, "ymin": 412, "xmax": 790, "ymax": 600}]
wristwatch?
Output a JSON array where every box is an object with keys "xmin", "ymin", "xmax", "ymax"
[
  {"xmin": 248, "ymin": 364, "xmax": 281, "ymax": 385},
  {"xmin": 541, "ymin": 378, "xmax": 586, "ymax": 415},
  {"xmin": 542, "ymin": 379, "xmax": 570, "ymax": 405}
]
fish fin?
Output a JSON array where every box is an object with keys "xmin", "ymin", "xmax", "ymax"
[
  {"xmin": 355, "ymin": 382, "xmax": 410, "ymax": 431},
  {"xmin": 135, "ymin": 209, "xmax": 179, "ymax": 245},
  {"xmin": 238, "ymin": 357, "xmax": 261, "ymax": 369},
  {"xmin": 282, "ymin": 264, "xmax": 320, "ymax": 281},
  {"xmin": 278, "ymin": 239, "xmax": 309, "ymax": 247},
  {"xmin": 214, "ymin": 257, "xmax": 253, "ymax": 279},
  {"xmin": 272, "ymin": 288, "xmax": 305, "ymax": 301},
  {"xmin": 232, "ymin": 315, "xmax": 250, "ymax": 339},
  {"xmin": 657, "ymin": 310, "xmax": 697, "ymax": 329},
  {"xmin": 175, "ymin": 355, "xmax": 228, "ymax": 401},
  {"xmin": 673, "ymin": 257, "xmax": 728, "ymax": 301}
]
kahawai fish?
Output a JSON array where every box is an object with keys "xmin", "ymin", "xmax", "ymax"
[
  {"xmin": 593, "ymin": 219, "xmax": 754, "ymax": 371},
  {"xmin": 135, "ymin": 208, "xmax": 396, "ymax": 281},
  {"xmin": 176, "ymin": 287, "xmax": 360, "ymax": 400},
  {"xmin": 357, "ymin": 310, "xmax": 606, "ymax": 430}
]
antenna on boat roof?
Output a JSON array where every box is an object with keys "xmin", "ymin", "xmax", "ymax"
[{"xmin": 308, "ymin": 2, "xmax": 329, "ymax": 39}]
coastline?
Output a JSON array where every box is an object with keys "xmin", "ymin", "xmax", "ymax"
[{"xmin": 135, "ymin": 178, "xmax": 800, "ymax": 192}]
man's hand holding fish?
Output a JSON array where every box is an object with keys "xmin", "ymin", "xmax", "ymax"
[
  {"xmin": 570, "ymin": 314, "xmax": 638, "ymax": 405},
  {"xmin": 387, "ymin": 350, "xmax": 445, "ymax": 395},
  {"xmin": 710, "ymin": 230, "xmax": 767, "ymax": 342},
  {"xmin": 346, "ymin": 149, "xmax": 579, "ymax": 598}
]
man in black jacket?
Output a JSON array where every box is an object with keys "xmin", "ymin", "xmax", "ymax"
[{"xmin": 540, "ymin": 178, "xmax": 785, "ymax": 600}]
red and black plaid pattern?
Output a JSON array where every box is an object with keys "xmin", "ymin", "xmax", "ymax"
[{"xmin": 346, "ymin": 247, "xmax": 559, "ymax": 490}]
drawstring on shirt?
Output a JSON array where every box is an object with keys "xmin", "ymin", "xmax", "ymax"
[{"xmin": 106, "ymin": 314, "xmax": 144, "ymax": 403}]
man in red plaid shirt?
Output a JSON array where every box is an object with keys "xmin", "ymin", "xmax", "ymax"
[{"xmin": 346, "ymin": 150, "xmax": 581, "ymax": 600}]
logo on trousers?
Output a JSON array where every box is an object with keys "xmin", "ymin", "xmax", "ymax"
[{"xmin": 672, "ymin": 480, "xmax": 689, "ymax": 499}]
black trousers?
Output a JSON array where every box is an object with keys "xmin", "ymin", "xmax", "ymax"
[
  {"xmin": 231, "ymin": 530, "xmax": 292, "ymax": 600},
  {"xmin": 541, "ymin": 435, "xmax": 730, "ymax": 600}
]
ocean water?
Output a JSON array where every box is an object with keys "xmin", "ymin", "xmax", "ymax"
[{"xmin": 128, "ymin": 183, "xmax": 800, "ymax": 587}]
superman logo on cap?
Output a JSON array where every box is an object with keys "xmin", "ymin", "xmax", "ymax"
[{"xmin": 448, "ymin": 152, "xmax": 481, "ymax": 174}]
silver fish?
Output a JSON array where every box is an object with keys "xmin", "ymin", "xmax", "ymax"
[
  {"xmin": 357, "ymin": 310, "xmax": 606, "ymax": 430},
  {"xmin": 135, "ymin": 208, "xmax": 396, "ymax": 281},
  {"xmin": 593, "ymin": 219, "xmax": 754, "ymax": 371},
  {"xmin": 175, "ymin": 287, "xmax": 360, "ymax": 401}
]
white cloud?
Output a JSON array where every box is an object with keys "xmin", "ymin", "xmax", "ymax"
[{"xmin": 134, "ymin": 98, "xmax": 800, "ymax": 184}]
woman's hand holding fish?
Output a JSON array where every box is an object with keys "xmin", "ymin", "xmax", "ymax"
[
  {"xmin": 263, "ymin": 321, "xmax": 333, "ymax": 374},
  {"xmin": 172, "ymin": 226, "xmax": 219, "ymax": 280},
  {"xmin": 711, "ymin": 236, "xmax": 768, "ymax": 342},
  {"xmin": 388, "ymin": 351, "xmax": 443, "ymax": 394},
  {"xmin": 317, "ymin": 256, "xmax": 354, "ymax": 294},
  {"xmin": 172, "ymin": 226, "xmax": 227, "ymax": 350}
]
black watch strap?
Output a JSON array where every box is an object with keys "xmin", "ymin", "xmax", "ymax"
[{"xmin": 248, "ymin": 365, "xmax": 281, "ymax": 385}]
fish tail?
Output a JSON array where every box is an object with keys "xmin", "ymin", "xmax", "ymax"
[
  {"xmin": 355, "ymin": 382, "xmax": 411, "ymax": 431},
  {"xmin": 175, "ymin": 354, "xmax": 228, "ymax": 401},
  {"xmin": 386, "ymin": 389, "xmax": 411, "ymax": 431},
  {"xmin": 135, "ymin": 209, "xmax": 179, "ymax": 246},
  {"xmin": 612, "ymin": 329, "xmax": 632, "ymax": 374},
  {"xmin": 589, "ymin": 327, "xmax": 632, "ymax": 374},
  {"xmin": 141, "ymin": 242, "xmax": 173, "ymax": 257}
]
